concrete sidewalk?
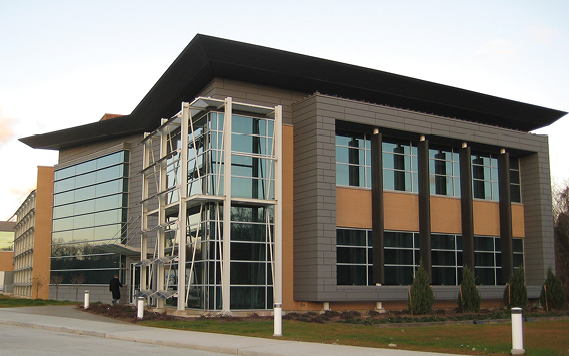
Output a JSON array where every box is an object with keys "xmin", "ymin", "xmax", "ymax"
[{"xmin": 0, "ymin": 305, "xmax": 459, "ymax": 356}]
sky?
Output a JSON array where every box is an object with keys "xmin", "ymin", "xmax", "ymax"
[{"xmin": 1, "ymin": 0, "xmax": 568, "ymax": 220}]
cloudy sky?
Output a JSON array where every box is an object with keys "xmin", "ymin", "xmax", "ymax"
[{"xmin": 1, "ymin": 0, "xmax": 568, "ymax": 220}]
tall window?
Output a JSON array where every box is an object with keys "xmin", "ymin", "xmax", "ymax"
[
  {"xmin": 383, "ymin": 138, "xmax": 418, "ymax": 192},
  {"xmin": 472, "ymin": 152, "xmax": 499, "ymax": 200},
  {"xmin": 336, "ymin": 131, "xmax": 371, "ymax": 188},
  {"xmin": 336, "ymin": 229, "xmax": 372, "ymax": 285},
  {"xmin": 51, "ymin": 151, "xmax": 129, "ymax": 284},
  {"xmin": 429, "ymin": 146, "xmax": 460, "ymax": 197},
  {"xmin": 510, "ymin": 157, "xmax": 521, "ymax": 203},
  {"xmin": 431, "ymin": 234, "xmax": 462, "ymax": 285}
]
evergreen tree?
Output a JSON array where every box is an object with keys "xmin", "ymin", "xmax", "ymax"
[
  {"xmin": 457, "ymin": 265, "xmax": 481, "ymax": 312},
  {"xmin": 408, "ymin": 260, "xmax": 434, "ymax": 315},
  {"xmin": 503, "ymin": 266, "xmax": 528, "ymax": 310},
  {"xmin": 540, "ymin": 267, "xmax": 566, "ymax": 310}
]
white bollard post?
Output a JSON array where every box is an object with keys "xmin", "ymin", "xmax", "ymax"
[
  {"xmin": 273, "ymin": 303, "xmax": 282, "ymax": 337},
  {"xmin": 137, "ymin": 297, "xmax": 145, "ymax": 320},
  {"xmin": 84, "ymin": 290, "xmax": 90, "ymax": 309},
  {"xmin": 511, "ymin": 307, "xmax": 525, "ymax": 355}
]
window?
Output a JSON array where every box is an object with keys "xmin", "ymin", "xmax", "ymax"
[
  {"xmin": 337, "ymin": 229, "xmax": 371, "ymax": 285},
  {"xmin": 431, "ymin": 234, "xmax": 462, "ymax": 285},
  {"xmin": 51, "ymin": 151, "xmax": 129, "ymax": 285},
  {"xmin": 429, "ymin": 146, "xmax": 460, "ymax": 197},
  {"xmin": 510, "ymin": 157, "xmax": 521, "ymax": 203},
  {"xmin": 472, "ymin": 152, "xmax": 499, "ymax": 200},
  {"xmin": 336, "ymin": 131, "xmax": 371, "ymax": 188},
  {"xmin": 383, "ymin": 138, "xmax": 418, "ymax": 192},
  {"xmin": 0, "ymin": 231, "xmax": 14, "ymax": 252}
]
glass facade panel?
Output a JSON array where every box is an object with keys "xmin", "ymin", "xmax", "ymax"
[
  {"xmin": 52, "ymin": 151, "xmax": 129, "ymax": 285},
  {"xmin": 337, "ymin": 228, "xmax": 520, "ymax": 287},
  {"xmin": 335, "ymin": 131, "xmax": 372, "ymax": 188},
  {"xmin": 429, "ymin": 145, "xmax": 460, "ymax": 197},
  {"xmin": 472, "ymin": 152, "xmax": 499, "ymax": 200},
  {"xmin": 383, "ymin": 138, "xmax": 418, "ymax": 192}
]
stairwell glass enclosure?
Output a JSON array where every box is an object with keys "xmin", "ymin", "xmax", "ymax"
[{"xmin": 138, "ymin": 97, "xmax": 282, "ymax": 312}]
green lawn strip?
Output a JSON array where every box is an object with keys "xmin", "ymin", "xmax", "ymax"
[
  {"xmin": 0, "ymin": 294, "xmax": 77, "ymax": 308},
  {"xmin": 139, "ymin": 319, "xmax": 569, "ymax": 356}
]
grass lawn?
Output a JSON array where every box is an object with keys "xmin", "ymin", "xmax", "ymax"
[
  {"xmin": 139, "ymin": 318, "xmax": 569, "ymax": 356},
  {"xmin": 0, "ymin": 294, "xmax": 77, "ymax": 308}
]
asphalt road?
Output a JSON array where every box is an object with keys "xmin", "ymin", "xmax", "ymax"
[{"xmin": 0, "ymin": 323, "xmax": 230, "ymax": 356}]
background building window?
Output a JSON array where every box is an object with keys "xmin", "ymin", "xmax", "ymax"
[
  {"xmin": 429, "ymin": 145, "xmax": 461, "ymax": 197},
  {"xmin": 0, "ymin": 231, "xmax": 14, "ymax": 251},
  {"xmin": 383, "ymin": 138, "xmax": 418, "ymax": 192},
  {"xmin": 472, "ymin": 152, "xmax": 499, "ymax": 200},
  {"xmin": 336, "ymin": 131, "xmax": 371, "ymax": 188}
]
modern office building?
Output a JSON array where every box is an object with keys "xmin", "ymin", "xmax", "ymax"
[
  {"xmin": 12, "ymin": 166, "xmax": 54, "ymax": 299},
  {"xmin": 20, "ymin": 35, "xmax": 566, "ymax": 311}
]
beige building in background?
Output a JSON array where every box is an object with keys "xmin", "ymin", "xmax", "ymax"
[{"xmin": 12, "ymin": 166, "xmax": 54, "ymax": 299}]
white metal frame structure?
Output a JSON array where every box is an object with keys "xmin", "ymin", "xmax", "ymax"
[{"xmin": 137, "ymin": 97, "xmax": 282, "ymax": 312}]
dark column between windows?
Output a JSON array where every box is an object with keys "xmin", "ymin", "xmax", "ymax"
[
  {"xmin": 418, "ymin": 138, "xmax": 431, "ymax": 282},
  {"xmin": 499, "ymin": 150, "xmax": 513, "ymax": 283},
  {"xmin": 460, "ymin": 145, "xmax": 475, "ymax": 271},
  {"xmin": 371, "ymin": 130, "xmax": 384, "ymax": 285}
]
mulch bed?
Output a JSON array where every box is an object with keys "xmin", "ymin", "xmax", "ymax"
[{"xmin": 81, "ymin": 303, "xmax": 569, "ymax": 325}]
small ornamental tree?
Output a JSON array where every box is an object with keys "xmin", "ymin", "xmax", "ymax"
[
  {"xmin": 503, "ymin": 266, "xmax": 528, "ymax": 310},
  {"xmin": 51, "ymin": 274, "xmax": 64, "ymax": 300},
  {"xmin": 457, "ymin": 265, "xmax": 481, "ymax": 313},
  {"xmin": 540, "ymin": 267, "xmax": 566, "ymax": 311},
  {"xmin": 408, "ymin": 260, "xmax": 434, "ymax": 315}
]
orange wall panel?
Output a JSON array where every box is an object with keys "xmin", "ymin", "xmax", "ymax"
[
  {"xmin": 473, "ymin": 200, "xmax": 500, "ymax": 236},
  {"xmin": 0, "ymin": 251, "xmax": 13, "ymax": 271},
  {"xmin": 336, "ymin": 188, "xmax": 372, "ymax": 228},
  {"xmin": 512, "ymin": 204, "xmax": 525, "ymax": 238},
  {"xmin": 430, "ymin": 196, "xmax": 462, "ymax": 234},
  {"xmin": 282, "ymin": 125, "xmax": 296, "ymax": 310},
  {"xmin": 384, "ymin": 192, "xmax": 419, "ymax": 231},
  {"xmin": 32, "ymin": 166, "xmax": 54, "ymax": 299}
]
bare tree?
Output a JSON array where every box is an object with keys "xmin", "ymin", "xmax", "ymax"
[
  {"xmin": 31, "ymin": 275, "xmax": 47, "ymax": 299},
  {"xmin": 50, "ymin": 274, "xmax": 64, "ymax": 300},
  {"xmin": 70, "ymin": 273, "xmax": 86, "ymax": 302},
  {"xmin": 553, "ymin": 180, "xmax": 569, "ymax": 300}
]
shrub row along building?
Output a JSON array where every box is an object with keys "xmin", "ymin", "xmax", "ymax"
[{"xmin": 19, "ymin": 34, "xmax": 566, "ymax": 311}]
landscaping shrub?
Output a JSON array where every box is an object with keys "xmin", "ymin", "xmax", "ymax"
[
  {"xmin": 408, "ymin": 260, "xmax": 434, "ymax": 315},
  {"xmin": 540, "ymin": 267, "xmax": 566, "ymax": 310},
  {"xmin": 457, "ymin": 265, "xmax": 481, "ymax": 312},
  {"xmin": 503, "ymin": 266, "xmax": 528, "ymax": 310}
]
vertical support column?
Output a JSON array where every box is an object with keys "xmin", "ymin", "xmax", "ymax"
[
  {"xmin": 140, "ymin": 135, "xmax": 150, "ymax": 292},
  {"xmin": 499, "ymin": 150, "xmax": 513, "ymax": 283},
  {"xmin": 177, "ymin": 103, "xmax": 190, "ymax": 311},
  {"xmin": 274, "ymin": 105, "xmax": 283, "ymax": 310},
  {"xmin": 222, "ymin": 97, "xmax": 233, "ymax": 313},
  {"xmin": 371, "ymin": 129, "xmax": 384, "ymax": 285},
  {"xmin": 460, "ymin": 144, "xmax": 475, "ymax": 271},
  {"xmin": 156, "ymin": 122, "xmax": 168, "ymax": 309},
  {"xmin": 418, "ymin": 137, "xmax": 431, "ymax": 281}
]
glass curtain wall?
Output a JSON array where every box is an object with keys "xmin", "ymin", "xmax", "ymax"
[
  {"xmin": 51, "ymin": 151, "xmax": 129, "ymax": 284},
  {"xmin": 141, "ymin": 98, "xmax": 279, "ymax": 311}
]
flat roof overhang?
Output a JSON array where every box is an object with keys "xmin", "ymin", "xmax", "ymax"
[{"xmin": 20, "ymin": 34, "xmax": 567, "ymax": 150}]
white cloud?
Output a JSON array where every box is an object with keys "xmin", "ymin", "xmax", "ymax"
[
  {"xmin": 0, "ymin": 106, "xmax": 20, "ymax": 146},
  {"xmin": 476, "ymin": 39, "xmax": 517, "ymax": 66},
  {"xmin": 530, "ymin": 25, "xmax": 556, "ymax": 45}
]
